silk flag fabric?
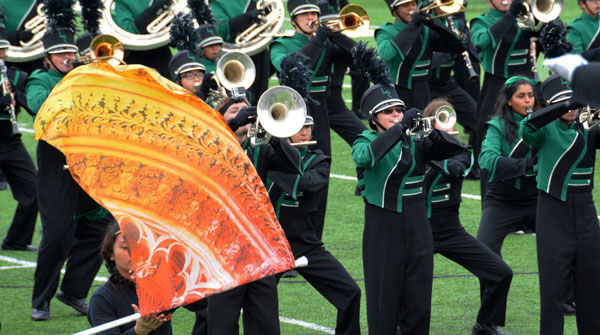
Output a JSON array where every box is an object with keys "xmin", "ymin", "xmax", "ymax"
[{"xmin": 33, "ymin": 62, "xmax": 295, "ymax": 315}]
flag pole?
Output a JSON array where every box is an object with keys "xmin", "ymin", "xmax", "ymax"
[{"xmin": 72, "ymin": 313, "xmax": 141, "ymax": 335}]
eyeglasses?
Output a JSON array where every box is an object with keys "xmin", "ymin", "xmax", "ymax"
[
  {"xmin": 380, "ymin": 107, "xmax": 404, "ymax": 115},
  {"xmin": 181, "ymin": 72, "xmax": 204, "ymax": 80}
]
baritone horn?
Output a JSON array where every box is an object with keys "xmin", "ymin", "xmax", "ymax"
[
  {"xmin": 516, "ymin": 0, "xmax": 563, "ymax": 31},
  {"xmin": 313, "ymin": 4, "xmax": 369, "ymax": 38},
  {"xmin": 408, "ymin": 106, "xmax": 457, "ymax": 141},
  {"xmin": 249, "ymin": 86, "xmax": 307, "ymax": 147}
]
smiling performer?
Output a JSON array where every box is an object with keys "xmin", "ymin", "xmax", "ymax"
[{"xmin": 520, "ymin": 75, "xmax": 600, "ymax": 335}]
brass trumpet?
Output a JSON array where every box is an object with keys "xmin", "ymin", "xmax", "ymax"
[
  {"xmin": 408, "ymin": 106, "xmax": 457, "ymax": 141},
  {"xmin": 310, "ymin": 4, "xmax": 369, "ymax": 38}
]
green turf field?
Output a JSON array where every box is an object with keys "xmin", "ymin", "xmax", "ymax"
[{"xmin": 0, "ymin": 1, "xmax": 591, "ymax": 334}]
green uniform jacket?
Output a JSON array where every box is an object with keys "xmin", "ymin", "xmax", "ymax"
[
  {"xmin": 0, "ymin": 0, "xmax": 37, "ymax": 31},
  {"xmin": 520, "ymin": 117, "xmax": 598, "ymax": 201},
  {"xmin": 270, "ymin": 33, "xmax": 341, "ymax": 97},
  {"xmin": 25, "ymin": 68, "xmax": 64, "ymax": 116},
  {"xmin": 210, "ymin": 0, "xmax": 254, "ymax": 43},
  {"xmin": 200, "ymin": 57, "xmax": 217, "ymax": 74},
  {"xmin": 470, "ymin": 10, "xmax": 534, "ymax": 78},
  {"xmin": 352, "ymin": 128, "xmax": 466, "ymax": 213},
  {"xmin": 479, "ymin": 113, "xmax": 537, "ymax": 205},
  {"xmin": 568, "ymin": 13, "xmax": 600, "ymax": 54},
  {"xmin": 111, "ymin": 0, "xmax": 152, "ymax": 34}
]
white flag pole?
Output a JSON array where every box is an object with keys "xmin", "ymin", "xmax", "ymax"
[{"xmin": 73, "ymin": 313, "xmax": 141, "ymax": 335}]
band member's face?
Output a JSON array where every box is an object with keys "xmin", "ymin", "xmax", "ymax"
[
  {"xmin": 112, "ymin": 234, "xmax": 133, "ymax": 281},
  {"xmin": 374, "ymin": 106, "xmax": 404, "ymax": 133},
  {"xmin": 0, "ymin": 48, "xmax": 6, "ymax": 59},
  {"xmin": 507, "ymin": 84, "xmax": 535, "ymax": 116},
  {"xmin": 289, "ymin": 124, "xmax": 313, "ymax": 147},
  {"xmin": 293, "ymin": 11, "xmax": 319, "ymax": 35},
  {"xmin": 203, "ymin": 44, "xmax": 222, "ymax": 61},
  {"xmin": 222, "ymin": 102, "xmax": 251, "ymax": 137},
  {"xmin": 180, "ymin": 70, "xmax": 205, "ymax": 93},
  {"xmin": 489, "ymin": 0, "xmax": 511, "ymax": 12},
  {"xmin": 47, "ymin": 52, "xmax": 76, "ymax": 73},
  {"xmin": 394, "ymin": 2, "xmax": 417, "ymax": 23},
  {"xmin": 580, "ymin": 0, "xmax": 600, "ymax": 16}
]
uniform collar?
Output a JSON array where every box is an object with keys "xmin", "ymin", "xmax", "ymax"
[
  {"xmin": 48, "ymin": 69, "xmax": 66, "ymax": 79},
  {"xmin": 512, "ymin": 111, "xmax": 525, "ymax": 122},
  {"xmin": 581, "ymin": 12, "xmax": 600, "ymax": 22},
  {"xmin": 488, "ymin": 9, "xmax": 504, "ymax": 19},
  {"xmin": 293, "ymin": 32, "xmax": 310, "ymax": 43},
  {"xmin": 393, "ymin": 19, "xmax": 407, "ymax": 29}
]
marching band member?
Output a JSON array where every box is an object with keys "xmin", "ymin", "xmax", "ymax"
[
  {"xmin": 0, "ymin": 18, "xmax": 39, "ymax": 252},
  {"xmin": 168, "ymin": 14, "xmax": 207, "ymax": 97},
  {"xmin": 567, "ymin": 0, "xmax": 600, "ymax": 54},
  {"xmin": 28, "ymin": 2, "xmax": 112, "ymax": 321},
  {"xmin": 110, "ymin": 0, "xmax": 174, "ymax": 77},
  {"xmin": 206, "ymin": 94, "xmax": 303, "ymax": 335},
  {"xmin": 520, "ymin": 75, "xmax": 600, "ymax": 335},
  {"xmin": 88, "ymin": 223, "xmax": 172, "ymax": 335},
  {"xmin": 424, "ymin": 99, "xmax": 513, "ymax": 335},
  {"xmin": 352, "ymin": 44, "xmax": 468, "ymax": 333},
  {"xmin": 210, "ymin": 0, "xmax": 271, "ymax": 104},
  {"xmin": 376, "ymin": 0, "xmax": 465, "ymax": 110},
  {"xmin": 0, "ymin": 0, "xmax": 45, "ymax": 74},
  {"xmin": 268, "ymin": 115, "xmax": 361, "ymax": 335},
  {"xmin": 188, "ymin": 0, "xmax": 224, "ymax": 74}
]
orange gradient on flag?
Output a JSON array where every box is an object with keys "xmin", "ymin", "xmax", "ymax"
[{"xmin": 34, "ymin": 62, "xmax": 295, "ymax": 315}]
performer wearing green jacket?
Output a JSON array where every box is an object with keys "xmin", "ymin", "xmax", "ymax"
[
  {"xmin": 353, "ymin": 83, "xmax": 467, "ymax": 334},
  {"xmin": 520, "ymin": 75, "xmax": 600, "ymax": 335},
  {"xmin": 568, "ymin": 0, "xmax": 600, "ymax": 54}
]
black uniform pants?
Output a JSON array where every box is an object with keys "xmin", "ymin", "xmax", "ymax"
[
  {"xmin": 248, "ymin": 50, "xmax": 272, "ymax": 106},
  {"xmin": 0, "ymin": 136, "xmax": 38, "ymax": 246},
  {"xmin": 430, "ymin": 84, "xmax": 477, "ymax": 147},
  {"xmin": 308, "ymin": 96, "xmax": 331, "ymax": 240},
  {"xmin": 32, "ymin": 141, "xmax": 108, "ymax": 308},
  {"xmin": 431, "ymin": 205, "xmax": 512, "ymax": 326},
  {"xmin": 327, "ymin": 85, "xmax": 367, "ymax": 147},
  {"xmin": 536, "ymin": 191, "xmax": 600, "ymax": 335},
  {"xmin": 395, "ymin": 81, "xmax": 431, "ymax": 110},
  {"xmin": 207, "ymin": 276, "xmax": 279, "ymax": 335},
  {"xmin": 453, "ymin": 56, "xmax": 481, "ymax": 103},
  {"xmin": 476, "ymin": 203, "xmax": 536, "ymax": 258},
  {"xmin": 363, "ymin": 202, "xmax": 433, "ymax": 335}
]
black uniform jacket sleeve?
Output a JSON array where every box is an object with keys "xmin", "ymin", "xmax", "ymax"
[
  {"xmin": 423, "ymin": 129, "xmax": 470, "ymax": 162},
  {"xmin": 267, "ymin": 152, "xmax": 330, "ymax": 198},
  {"xmin": 264, "ymin": 137, "xmax": 304, "ymax": 176},
  {"xmin": 8, "ymin": 67, "xmax": 31, "ymax": 115},
  {"xmin": 573, "ymin": 63, "xmax": 600, "ymax": 109},
  {"xmin": 429, "ymin": 150, "xmax": 471, "ymax": 178}
]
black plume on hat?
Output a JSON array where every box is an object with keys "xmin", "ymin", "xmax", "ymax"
[
  {"xmin": 279, "ymin": 52, "xmax": 319, "ymax": 106},
  {"xmin": 170, "ymin": 13, "xmax": 201, "ymax": 54},
  {"xmin": 80, "ymin": 0, "xmax": 104, "ymax": 35},
  {"xmin": 540, "ymin": 19, "xmax": 573, "ymax": 59},
  {"xmin": 44, "ymin": 0, "xmax": 77, "ymax": 33},
  {"xmin": 189, "ymin": 0, "xmax": 215, "ymax": 25},
  {"xmin": 352, "ymin": 41, "xmax": 393, "ymax": 86}
]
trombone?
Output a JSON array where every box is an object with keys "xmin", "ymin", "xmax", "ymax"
[
  {"xmin": 65, "ymin": 34, "xmax": 126, "ymax": 67},
  {"xmin": 249, "ymin": 86, "xmax": 307, "ymax": 147},
  {"xmin": 415, "ymin": 0, "xmax": 465, "ymax": 20},
  {"xmin": 408, "ymin": 105, "xmax": 457, "ymax": 141},
  {"xmin": 310, "ymin": 4, "xmax": 369, "ymax": 38}
]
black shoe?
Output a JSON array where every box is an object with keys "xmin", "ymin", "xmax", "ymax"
[
  {"xmin": 281, "ymin": 270, "xmax": 298, "ymax": 278},
  {"xmin": 31, "ymin": 301, "xmax": 50, "ymax": 321},
  {"xmin": 472, "ymin": 323, "xmax": 512, "ymax": 335},
  {"xmin": 56, "ymin": 291, "xmax": 88, "ymax": 315},
  {"xmin": 562, "ymin": 301, "xmax": 576, "ymax": 315},
  {"xmin": 1, "ymin": 241, "xmax": 38, "ymax": 251}
]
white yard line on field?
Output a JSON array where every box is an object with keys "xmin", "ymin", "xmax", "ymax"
[{"xmin": 279, "ymin": 317, "xmax": 335, "ymax": 334}]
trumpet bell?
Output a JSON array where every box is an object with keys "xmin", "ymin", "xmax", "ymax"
[
  {"xmin": 216, "ymin": 52, "xmax": 256, "ymax": 90},
  {"xmin": 256, "ymin": 86, "xmax": 306, "ymax": 138}
]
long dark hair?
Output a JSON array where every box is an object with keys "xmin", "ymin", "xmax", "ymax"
[
  {"xmin": 101, "ymin": 222, "xmax": 136, "ymax": 289},
  {"xmin": 492, "ymin": 79, "xmax": 540, "ymax": 145}
]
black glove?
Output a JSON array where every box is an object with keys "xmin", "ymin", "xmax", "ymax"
[
  {"xmin": 509, "ymin": 0, "xmax": 526, "ymax": 16},
  {"xmin": 399, "ymin": 107, "xmax": 421, "ymax": 129},
  {"xmin": 228, "ymin": 106, "xmax": 257, "ymax": 132},
  {"xmin": 314, "ymin": 25, "xmax": 333, "ymax": 43},
  {"xmin": 0, "ymin": 95, "xmax": 11, "ymax": 110},
  {"xmin": 245, "ymin": 8, "xmax": 266, "ymax": 23},
  {"xmin": 411, "ymin": 12, "xmax": 428, "ymax": 26},
  {"xmin": 200, "ymin": 73, "xmax": 218, "ymax": 97}
]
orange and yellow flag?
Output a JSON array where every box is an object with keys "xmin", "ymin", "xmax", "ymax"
[{"xmin": 34, "ymin": 62, "xmax": 295, "ymax": 315}]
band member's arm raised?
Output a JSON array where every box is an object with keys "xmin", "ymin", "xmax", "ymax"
[
  {"xmin": 376, "ymin": 13, "xmax": 425, "ymax": 63},
  {"xmin": 298, "ymin": 26, "xmax": 332, "ymax": 68},
  {"xmin": 471, "ymin": 0, "xmax": 525, "ymax": 51}
]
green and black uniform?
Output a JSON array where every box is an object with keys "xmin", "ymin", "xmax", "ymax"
[
  {"xmin": 0, "ymin": 0, "xmax": 45, "ymax": 73},
  {"xmin": 375, "ymin": 16, "xmax": 464, "ymax": 110},
  {"xmin": 111, "ymin": 0, "xmax": 173, "ymax": 77},
  {"xmin": 471, "ymin": 9, "xmax": 538, "ymax": 154},
  {"xmin": 267, "ymin": 147, "xmax": 361, "ymax": 335},
  {"xmin": 425, "ymin": 151, "xmax": 513, "ymax": 328},
  {"xmin": 27, "ymin": 68, "xmax": 112, "ymax": 311},
  {"xmin": 568, "ymin": 12, "xmax": 600, "ymax": 54},
  {"xmin": 520, "ymin": 103, "xmax": 600, "ymax": 335},
  {"xmin": 207, "ymin": 136, "xmax": 301, "ymax": 335},
  {"xmin": 210, "ymin": 0, "xmax": 272, "ymax": 104},
  {"xmin": 0, "ymin": 64, "xmax": 38, "ymax": 250},
  {"xmin": 352, "ymin": 125, "xmax": 467, "ymax": 334},
  {"xmin": 477, "ymin": 112, "xmax": 537, "ymax": 257}
]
